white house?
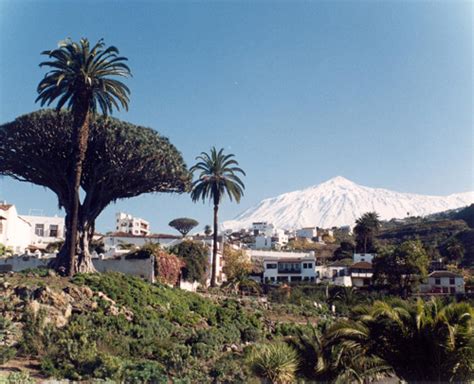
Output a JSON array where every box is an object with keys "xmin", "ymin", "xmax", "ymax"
[
  {"xmin": 255, "ymin": 228, "xmax": 288, "ymax": 250},
  {"xmin": 116, "ymin": 212, "xmax": 150, "ymax": 236},
  {"xmin": 0, "ymin": 204, "xmax": 31, "ymax": 254},
  {"xmin": 349, "ymin": 261, "xmax": 373, "ymax": 287},
  {"xmin": 422, "ymin": 271, "xmax": 465, "ymax": 294},
  {"xmin": 252, "ymin": 222, "xmax": 274, "ymax": 237},
  {"xmin": 20, "ymin": 214, "xmax": 65, "ymax": 247},
  {"xmin": 296, "ymin": 227, "xmax": 317, "ymax": 239},
  {"xmin": 353, "ymin": 253, "xmax": 375, "ymax": 263},
  {"xmin": 262, "ymin": 255, "xmax": 316, "ymax": 283},
  {"xmin": 316, "ymin": 260, "xmax": 352, "ymax": 286}
]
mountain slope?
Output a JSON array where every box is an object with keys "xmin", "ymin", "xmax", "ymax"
[{"xmin": 223, "ymin": 176, "xmax": 474, "ymax": 230}]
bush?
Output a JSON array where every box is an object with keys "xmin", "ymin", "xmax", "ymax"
[{"xmin": 247, "ymin": 342, "xmax": 300, "ymax": 384}]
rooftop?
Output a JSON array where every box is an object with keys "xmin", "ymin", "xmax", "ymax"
[{"xmin": 429, "ymin": 271, "xmax": 463, "ymax": 278}]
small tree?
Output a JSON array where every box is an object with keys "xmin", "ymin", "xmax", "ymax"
[
  {"xmin": 222, "ymin": 244, "xmax": 252, "ymax": 281},
  {"xmin": 373, "ymin": 240, "xmax": 429, "ymax": 296},
  {"xmin": 168, "ymin": 218, "xmax": 199, "ymax": 237},
  {"xmin": 169, "ymin": 240, "xmax": 208, "ymax": 283},
  {"xmin": 204, "ymin": 225, "xmax": 212, "ymax": 236},
  {"xmin": 354, "ymin": 212, "xmax": 381, "ymax": 253}
]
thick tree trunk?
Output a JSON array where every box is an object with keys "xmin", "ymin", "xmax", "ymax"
[
  {"xmin": 75, "ymin": 224, "xmax": 97, "ymax": 273},
  {"xmin": 66, "ymin": 107, "xmax": 91, "ymax": 276},
  {"xmin": 211, "ymin": 204, "xmax": 219, "ymax": 287}
]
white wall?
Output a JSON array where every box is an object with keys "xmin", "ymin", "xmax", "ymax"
[
  {"xmin": 20, "ymin": 215, "xmax": 65, "ymax": 246},
  {"xmin": 296, "ymin": 227, "xmax": 317, "ymax": 239},
  {"xmin": 0, "ymin": 206, "xmax": 31, "ymax": 254},
  {"xmin": 353, "ymin": 253, "xmax": 375, "ymax": 263}
]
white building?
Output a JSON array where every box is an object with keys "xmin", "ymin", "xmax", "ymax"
[
  {"xmin": 262, "ymin": 255, "xmax": 316, "ymax": 283},
  {"xmin": 255, "ymin": 228, "xmax": 289, "ymax": 250},
  {"xmin": 0, "ymin": 204, "xmax": 31, "ymax": 254},
  {"xmin": 116, "ymin": 212, "xmax": 150, "ymax": 236},
  {"xmin": 252, "ymin": 222, "xmax": 274, "ymax": 237},
  {"xmin": 296, "ymin": 227, "xmax": 317, "ymax": 239},
  {"xmin": 103, "ymin": 232, "xmax": 181, "ymax": 252},
  {"xmin": 421, "ymin": 271, "xmax": 465, "ymax": 294},
  {"xmin": 20, "ymin": 214, "xmax": 65, "ymax": 247},
  {"xmin": 349, "ymin": 261, "xmax": 373, "ymax": 287},
  {"xmin": 353, "ymin": 253, "xmax": 375, "ymax": 264}
]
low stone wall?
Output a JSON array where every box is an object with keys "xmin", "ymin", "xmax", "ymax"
[{"xmin": 0, "ymin": 255, "xmax": 155, "ymax": 282}]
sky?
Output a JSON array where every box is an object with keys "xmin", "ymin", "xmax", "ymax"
[{"xmin": 0, "ymin": 0, "xmax": 472, "ymax": 234}]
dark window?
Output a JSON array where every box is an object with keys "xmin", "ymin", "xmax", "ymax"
[
  {"xmin": 303, "ymin": 263, "xmax": 307, "ymax": 269},
  {"xmin": 266, "ymin": 263, "xmax": 277, "ymax": 269},
  {"xmin": 435, "ymin": 278, "xmax": 441, "ymax": 285},
  {"xmin": 449, "ymin": 287, "xmax": 455, "ymax": 294},
  {"xmin": 442, "ymin": 287, "xmax": 448, "ymax": 294},
  {"xmin": 49, "ymin": 224, "xmax": 58, "ymax": 238},
  {"xmin": 310, "ymin": 277, "xmax": 315, "ymax": 282},
  {"xmin": 449, "ymin": 278, "xmax": 455, "ymax": 285}
]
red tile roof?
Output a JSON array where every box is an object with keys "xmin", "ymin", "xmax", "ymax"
[
  {"xmin": 429, "ymin": 271, "xmax": 462, "ymax": 278},
  {"xmin": 0, "ymin": 205, "xmax": 13, "ymax": 211},
  {"xmin": 350, "ymin": 261, "xmax": 373, "ymax": 270}
]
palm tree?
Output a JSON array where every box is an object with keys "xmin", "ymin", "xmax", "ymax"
[
  {"xmin": 190, "ymin": 147, "xmax": 245, "ymax": 287},
  {"xmin": 326, "ymin": 298, "xmax": 474, "ymax": 382},
  {"xmin": 354, "ymin": 212, "xmax": 381, "ymax": 254},
  {"xmin": 36, "ymin": 38, "xmax": 131, "ymax": 275}
]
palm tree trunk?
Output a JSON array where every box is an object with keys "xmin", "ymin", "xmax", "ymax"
[
  {"xmin": 66, "ymin": 107, "xmax": 91, "ymax": 276},
  {"xmin": 211, "ymin": 204, "xmax": 218, "ymax": 287}
]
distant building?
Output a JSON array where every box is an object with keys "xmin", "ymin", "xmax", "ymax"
[
  {"xmin": 103, "ymin": 232, "xmax": 180, "ymax": 251},
  {"xmin": 350, "ymin": 261, "xmax": 373, "ymax": 287},
  {"xmin": 353, "ymin": 253, "xmax": 375, "ymax": 264},
  {"xmin": 0, "ymin": 204, "xmax": 31, "ymax": 254},
  {"xmin": 423, "ymin": 271, "xmax": 465, "ymax": 294},
  {"xmin": 255, "ymin": 228, "xmax": 288, "ymax": 250},
  {"xmin": 262, "ymin": 255, "xmax": 316, "ymax": 283},
  {"xmin": 296, "ymin": 227, "xmax": 318, "ymax": 239},
  {"xmin": 0, "ymin": 202, "xmax": 65, "ymax": 254},
  {"xmin": 20, "ymin": 214, "xmax": 65, "ymax": 247},
  {"xmin": 252, "ymin": 222, "xmax": 274, "ymax": 237},
  {"xmin": 116, "ymin": 212, "xmax": 150, "ymax": 236}
]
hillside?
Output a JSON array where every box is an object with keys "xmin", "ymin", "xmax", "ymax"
[{"xmin": 223, "ymin": 176, "xmax": 473, "ymax": 230}]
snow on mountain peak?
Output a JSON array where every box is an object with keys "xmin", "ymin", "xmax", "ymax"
[{"xmin": 223, "ymin": 178, "xmax": 474, "ymax": 230}]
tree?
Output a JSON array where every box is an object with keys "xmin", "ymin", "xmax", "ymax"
[
  {"xmin": 325, "ymin": 298, "xmax": 474, "ymax": 382},
  {"xmin": 332, "ymin": 240, "xmax": 355, "ymax": 261},
  {"xmin": 354, "ymin": 212, "xmax": 380, "ymax": 254},
  {"xmin": 0, "ymin": 110, "xmax": 190, "ymax": 273},
  {"xmin": 222, "ymin": 244, "xmax": 256, "ymax": 294},
  {"xmin": 445, "ymin": 237, "xmax": 465, "ymax": 264},
  {"xmin": 36, "ymin": 38, "xmax": 132, "ymax": 275},
  {"xmin": 169, "ymin": 240, "xmax": 209, "ymax": 283},
  {"xmin": 204, "ymin": 225, "xmax": 212, "ymax": 236},
  {"xmin": 168, "ymin": 217, "xmax": 199, "ymax": 237},
  {"xmin": 190, "ymin": 147, "xmax": 245, "ymax": 287},
  {"xmin": 372, "ymin": 240, "xmax": 429, "ymax": 296}
]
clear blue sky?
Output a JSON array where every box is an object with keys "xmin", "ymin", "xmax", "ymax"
[{"xmin": 0, "ymin": 0, "xmax": 472, "ymax": 234}]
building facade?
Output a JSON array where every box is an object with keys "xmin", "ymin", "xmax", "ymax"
[{"xmin": 116, "ymin": 212, "xmax": 150, "ymax": 236}]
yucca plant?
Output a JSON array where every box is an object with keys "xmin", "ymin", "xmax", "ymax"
[{"xmin": 248, "ymin": 342, "xmax": 299, "ymax": 384}]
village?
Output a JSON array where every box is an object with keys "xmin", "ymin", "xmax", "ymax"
[{"xmin": 0, "ymin": 202, "xmax": 467, "ymax": 296}]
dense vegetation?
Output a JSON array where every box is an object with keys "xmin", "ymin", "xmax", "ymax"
[{"xmin": 0, "ymin": 271, "xmax": 472, "ymax": 383}]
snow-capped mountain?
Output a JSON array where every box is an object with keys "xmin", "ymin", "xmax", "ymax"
[{"xmin": 223, "ymin": 176, "xmax": 474, "ymax": 230}]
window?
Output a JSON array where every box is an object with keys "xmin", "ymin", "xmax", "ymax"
[
  {"xmin": 49, "ymin": 224, "xmax": 58, "ymax": 238},
  {"xmin": 303, "ymin": 263, "xmax": 307, "ymax": 269},
  {"xmin": 435, "ymin": 278, "xmax": 441, "ymax": 285},
  {"xmin": 35, "ymin": 224, "xmax": 44, "ymax": 237},
  {"xmin": 449, "ymin": 287, "xmax": 455, "ymax": 294},
  {"xmin": 303, "ymin": 263, "xmax": 313, "ymax": 269},
  {"xmin": 266, "ymin": 263, "xmax": 277, "ymax": 269},
  {"xmin": 442, "ymin": 287, "xmax": 448, "ymax": 294},
  {"xmin": 449, "ymin": 278, "xmax": 455, "ymax": 285}
]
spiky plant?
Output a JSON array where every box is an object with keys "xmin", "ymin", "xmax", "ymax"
[{"xmin": 248, "ymin": 342, "xmax": 299, "ymax": 384}]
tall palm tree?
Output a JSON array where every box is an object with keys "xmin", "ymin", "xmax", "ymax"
[
  {"xmin": 190, "ymin": 147, "xmax": 245, "ymax": 287},
  {"xmin": 36, "ymin": 38, "xmax": 131, "ymax": 275},
  {"xmin": 354, "ymin": 212, "xmax": 381, "ymax": 254}
]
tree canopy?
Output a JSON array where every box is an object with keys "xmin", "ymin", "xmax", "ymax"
[
  {"xmin": 169, "ymin": 240, "xmax": 209, "ymax": 283},
  {"xmin": 0, "ymin": 110, "xmax": 191, "ymax": 267},
  {"xmin": 168, "ymin": 218, "xmax": 199, "ymax": 237},
  {"xmin": 354, "ymin": 212, "xmax": 381, "ymax": 253}
]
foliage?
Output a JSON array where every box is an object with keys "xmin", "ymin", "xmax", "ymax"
[
  {"xmin": 325, "ymin": 298, "xmax": 474, "ymax": 382},
  {"xmin": 168, "ymin": 217, "xmax": 199, "ymax": 237},
  {"xmin": 190, "ymin": 147, "xmax": 246, "ymax": 287},
  {"xmin": 0, "ymin": 243, "xmax": 13, "ymax": 258},
  {"xmin": 354, "ymin": 212, "xmax": 381, "ymax": 253},
  {"xmin": 0, "ymin": 371, "xmax": 35, "ymax": 384},
  {"xmin": 170, "ymin": 240, "xmax": 208, "ymax": 283},
  {"xmin": 155, "ymin": 248, "xmax": 185, "ymax": 286},
  {"xmin": 223, "ymin": 244, "xmax": 252, "ymax": 281},
  {"xmin": 204, "ymin": 224, "xmax": 212, "ymax": 236},
  {"xmin": 45, "ymin": 240, "xmax": 65, "ymax": 253},
  {"xmin": 247, "ymin": 342, "xmax": 299, "ymax": 384},
  {"xmin": 6, "ymin": 272, "xmax": 262, "ymax": 381},
  {"xmin": 332, "ymin": 240, "xmax": 355, "ymax": 260},
  {"xmin": 0, "ymin": 316, "xmax": 16, "ymax": 364},
  {"xmin": 0, "ymin": 110, "xmax": 191, "ymax": 270},
  {"xmin": 373, "ymin": 240, "xmax": 430, "ymax": 296}
]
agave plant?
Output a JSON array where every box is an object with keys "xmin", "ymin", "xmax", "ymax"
[{"xmin": 248, "ymin": 342, "xmax": 299, "ymax": 384}]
